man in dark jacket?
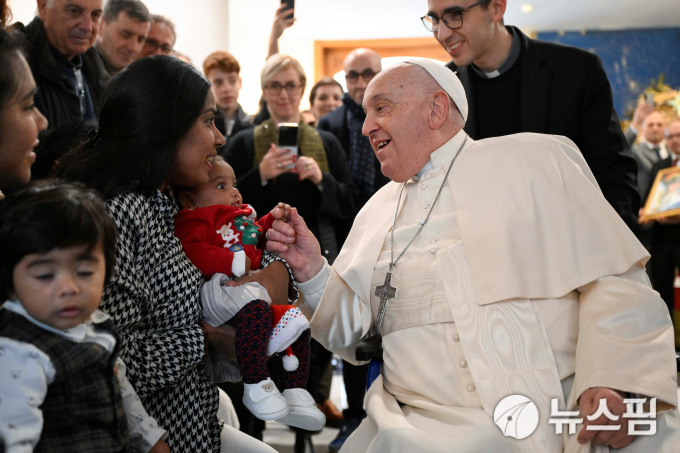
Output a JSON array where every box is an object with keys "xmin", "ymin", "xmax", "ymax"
[
  {"xmin": 423, "ymin": 0, "xmax": 639, "ymax": 229},
  {"xmin": 317, "ymin": 48, "xmax": 390, "ymax": 208},
  {"xmin": 95, "ymin": 0, "xmax": 151, "ymax": 77},
  {"xmin": 15, "ymin": 0, "xmax": 108, "ymax": 129},
  {"xmin": 642, "ymin": 120, "xmax": 680, "ymax": 330}
]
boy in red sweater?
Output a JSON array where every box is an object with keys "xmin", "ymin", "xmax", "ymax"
[{"xmin": 174, "ymin": 156, "xmax": 324, "ymax": 430}]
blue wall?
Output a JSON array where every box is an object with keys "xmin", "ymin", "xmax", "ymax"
[{"xmin": 537, "ymin": 28, "xmax": 680, "ymax": 121}]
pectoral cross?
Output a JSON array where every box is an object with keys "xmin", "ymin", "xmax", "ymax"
[{"xmin": 374, "ymin": 272, "xmax": 397, "ymax": 327}]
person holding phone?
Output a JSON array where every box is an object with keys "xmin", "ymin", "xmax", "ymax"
[
  {"xmin": 281, "ymin": 0, "xmax": 294, "ymax": 19},
  {"xmin": 624, "ymin": 94, "xmax": 656, "ymax": 148},
  {"xmin": 268, "ymin": 3, "xmax": 296, "ymax": 60}
]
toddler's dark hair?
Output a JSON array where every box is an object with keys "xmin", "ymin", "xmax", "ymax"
[{"xmin": 0, "ymin": 180, "xmax": 118, "ymax": 300}]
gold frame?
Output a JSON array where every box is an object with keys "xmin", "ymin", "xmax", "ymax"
[{"xmin": 641, "ymin": 166, "xmax": 680, "ymax": 221}]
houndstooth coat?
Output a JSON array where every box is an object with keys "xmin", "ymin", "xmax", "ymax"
[{"xmin": 103, "ymin": 190, "xmax": 222, "ymax": 452}]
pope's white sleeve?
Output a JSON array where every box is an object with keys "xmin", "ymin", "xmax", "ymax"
[
  {"xmin": 573, "ymin": 264, "xmax": 678, "ymax": 408},
  {"xmin": 296, "ymin": 258, "xmax": 330, "ymax": 318},
  {"xmin": 304, "ymin": 264, "xmax": 374, "ymax": 365},
  {"xmin": 115, "ymin": 358, "xmax": 167, "ymax": 452},
  {"xmin": 0, "ymin": 338, "xmax": 55, "ymax": 453}
]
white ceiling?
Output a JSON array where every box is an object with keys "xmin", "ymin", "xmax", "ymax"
[{"xmin": 278, "ymin": 0, "xmax": 680, "ymax": 41}]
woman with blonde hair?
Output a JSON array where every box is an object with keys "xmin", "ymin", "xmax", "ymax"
[{"xmin": 225, "ymin": 54, "xmax": 358, "ymax": 264}]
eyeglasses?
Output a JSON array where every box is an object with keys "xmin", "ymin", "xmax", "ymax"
[
  {"xmin": 264, "ymin": 82, "xmax": 303, "ymax": 96},
  {"xmin": 345, "ymin": 68, "xmax": 379, "ymax": 83},
  {"xmin": 421, "ymin": 0, "xmax": 487, "ymax": 32},
  {"xmin": 143, "ymin": 38, "xmax": 173, "ymax": 54}
]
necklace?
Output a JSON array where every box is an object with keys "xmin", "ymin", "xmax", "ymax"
[{"xmin": 374, "ymin": 136, "xmax": 468, "ymax": 327}]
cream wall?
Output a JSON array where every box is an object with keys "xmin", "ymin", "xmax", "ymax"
[{"xmin": 222, "ymin": 0, "xmax": 433, "ymax": 114}]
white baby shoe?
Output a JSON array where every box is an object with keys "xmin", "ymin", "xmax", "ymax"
[
  {"xmin": 243, "ymin": 378, "xmax": 289, "ymax": 421},
  {"xmin": 276, "ymin": 388, "xmax": 326, "ymax": 431}
]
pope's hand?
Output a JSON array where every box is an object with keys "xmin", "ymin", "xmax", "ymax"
[
  {"xmin": 577, "ymin": 386, "xmax": 635, "ymax": 449},
  {"xmin": 266, "ymin": 207, "xmax": 324, "ymax": 282}
]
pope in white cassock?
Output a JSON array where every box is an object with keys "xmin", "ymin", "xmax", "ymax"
[{"xmin": 265, "ymin": 58, "xmax": 680, "ymax": 452}]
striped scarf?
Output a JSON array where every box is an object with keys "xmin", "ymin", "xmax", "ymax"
[{"xmin": 344, "ymin": 93, "xmax": 375, "ymax": 198}]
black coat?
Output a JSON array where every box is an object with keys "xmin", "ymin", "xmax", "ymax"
[
  {"xmin": 215, "ymin": 104, "xmax": 253, "ymax": 155},
  {"xmin": 14, "ymin": 17, "xmax": 109, "ymax": 130},
  {"xmin": 448, "ymin": 26, "xmax": 639, "ymax": 229}
]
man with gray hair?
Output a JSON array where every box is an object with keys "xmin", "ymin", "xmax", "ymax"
[
  {"xmin": 14, "ymin": 0, "xmax": 108, "ymax": 128},
  {"xmin": 138, "ymin": 14, "xmax": 175, "ymax": 57},
  {"xmin": 95, "ymin": 0, "xmax": 150, "ymax": 76},
  {"xmin": 266, "ymin": 58, "xmax": 680, "ymax": 452}
]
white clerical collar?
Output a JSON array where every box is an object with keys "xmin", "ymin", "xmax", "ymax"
[
  {"xmin": 470, "ymin": 26, "xmax": 521, "ymax": 79},
  {"xmin": 415, "ymin": 130, "xmax": 469, "ymax": 180},
  {"xmin": 3, "ymin": 299, "xmax": 105, "ymax": 342}
]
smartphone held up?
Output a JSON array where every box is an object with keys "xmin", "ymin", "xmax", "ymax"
[
  {"xmin": 278, "ymin": 123, "xmax": 299, "ymax": 170},
  {"xmin": 281, "ymin": 0, "xmax": 294, "ymax": 19}
]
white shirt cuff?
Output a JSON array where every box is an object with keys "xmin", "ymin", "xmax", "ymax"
[{"xmin": 297, "ymin": 258, "xmax": 330, "ymax": 314}]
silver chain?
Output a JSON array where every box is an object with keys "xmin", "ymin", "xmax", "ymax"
[{"xmin": 389, "ymin": 136, "xmax": 468, "ymax": 271}]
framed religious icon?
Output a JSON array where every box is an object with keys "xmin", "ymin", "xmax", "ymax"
[{"xmin": 641, "ymin": 167, "xmax": 680, "ymax": 221}]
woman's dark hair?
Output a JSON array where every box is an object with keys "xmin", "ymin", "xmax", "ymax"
[
  {"xmin": 32, "ymin": 120, "xmax": 95, "ymax": 179},
  {"xmin": 54, "ymin": 55, "xmax": 211, "ymax": 199},
  {"xmin": 0, "ymin": 27, "xmax": 23, "ymax": 112},
  {"xmin": 0, "ymin": 180, "xmax": 119, "ymax": 301},
  {"xmin": 309, "ymin": 76, "xmax": 343, "ymax": 106}
]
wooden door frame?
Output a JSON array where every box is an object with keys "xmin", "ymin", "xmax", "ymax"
[{"xmin": 314, "ymin": 37, "xmax": 450, "ymax": 82}]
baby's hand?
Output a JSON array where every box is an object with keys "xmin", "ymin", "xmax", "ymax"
[{"xmin": 271, "ymin": 202, "xmax": 293, "ymax": 222}]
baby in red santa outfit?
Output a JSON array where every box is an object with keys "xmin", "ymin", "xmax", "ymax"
[{"xmin": 174, "ymin": 156, "xmax": 324, "ymax": 430}]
